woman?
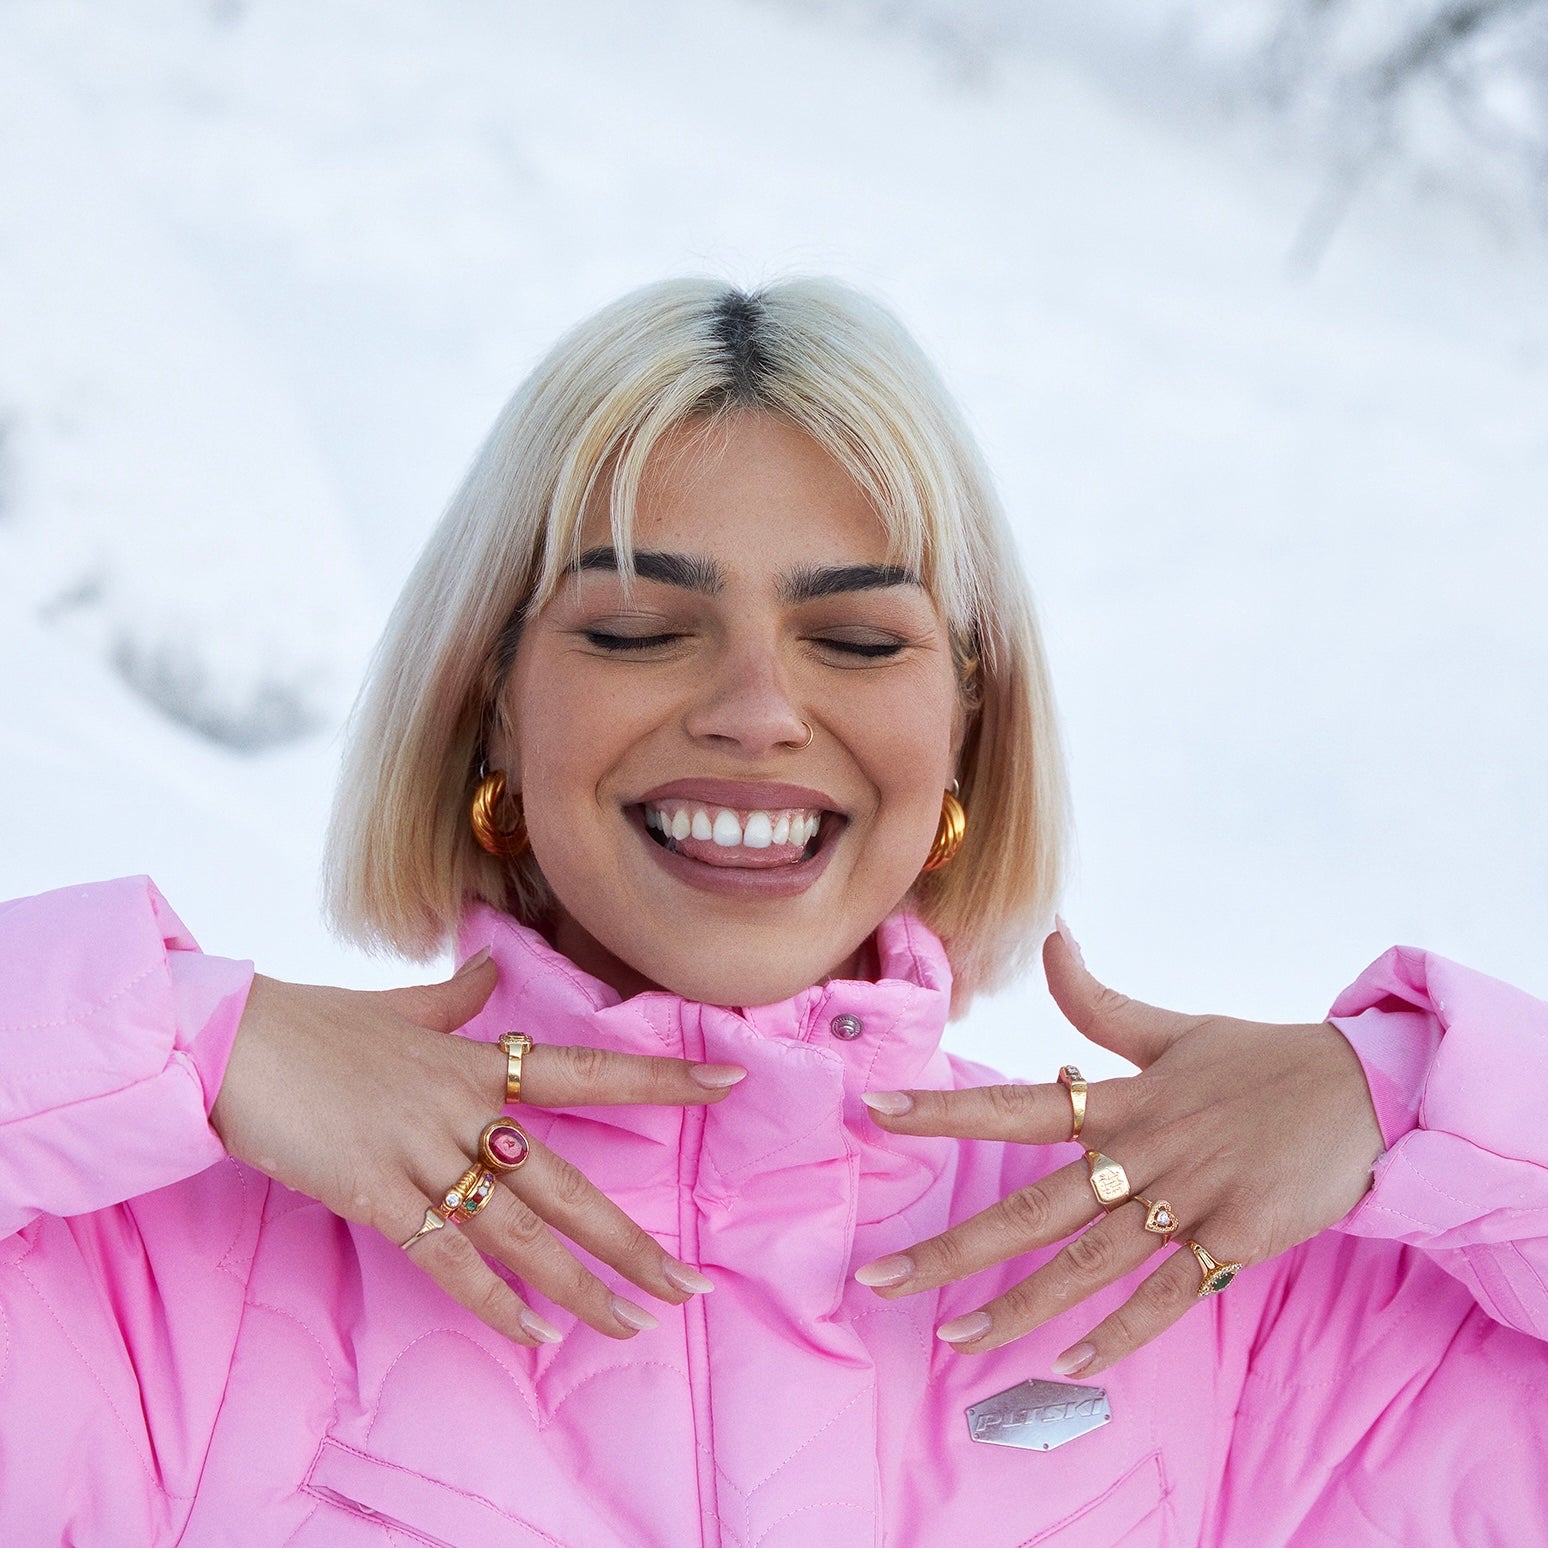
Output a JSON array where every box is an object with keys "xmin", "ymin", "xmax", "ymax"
[{"xmin": 2, "ymin": 278, "xmax": 1543, "ymax": 1546}]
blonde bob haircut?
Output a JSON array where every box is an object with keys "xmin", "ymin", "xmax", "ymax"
[{"xmin": 326, "ymin": 276, "xmax": 1067, "ymax": 1014}]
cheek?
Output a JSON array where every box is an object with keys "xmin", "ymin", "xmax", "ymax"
[{"xmin": 509, "ymin": 649, "xmax": 631, "ymax": 794}]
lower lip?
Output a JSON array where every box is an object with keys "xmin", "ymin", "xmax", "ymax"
[{"xmin": 627, "ymin": 807, "xmax": 840, "ymax": 898}]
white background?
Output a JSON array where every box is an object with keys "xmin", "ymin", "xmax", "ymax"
[{"xmin": 2, "ymin": 1, "xmax": 1544, "ymax": 1082}]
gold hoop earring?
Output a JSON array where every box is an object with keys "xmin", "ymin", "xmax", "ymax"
[
  {"xmin": 470, "ymin": 770, "xmax": 529, "ymax": 858},
  {"xmin": 921, "ymin": 784, "xmax": 966, "ymax": 872}
]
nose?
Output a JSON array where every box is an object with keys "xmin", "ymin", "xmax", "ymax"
[{"xmin": 682, "ymin": 638, "xmax": 811, "ymax": 757}]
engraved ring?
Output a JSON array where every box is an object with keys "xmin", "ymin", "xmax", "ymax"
[
  {"xmin": 1188, "ymin": 1239, "xmax": 1243, "ymax": 1297},
  {"xmin": 1084, "ymin": 1148, "xmax": 1132, "ymax": 1211},
  {"xmin": 1057, "ymin": 1065, "xmax": 1087, "ymax": 1142},
  {"xmin": 1129, "ymin": 1195, "xmax": 1179, "ymax": 1239},
  {"xmin": 498, "ymin": 1032, "xmax": 534, "ymax": 1105}
]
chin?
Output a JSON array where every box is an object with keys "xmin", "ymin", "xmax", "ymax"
[{"xmin": 651, "ymin": 957, "xmax": 836, "ymax": 1010}]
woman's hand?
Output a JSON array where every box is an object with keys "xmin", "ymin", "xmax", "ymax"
[
  {"xmin": 211, "ymin": 954, "xmax": 741, "ymax": 1348},
  {"xmin": 855, "ymin": 926, "xmax": 1385, "ymax": 1378}
]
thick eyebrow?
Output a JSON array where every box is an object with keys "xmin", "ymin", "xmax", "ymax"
[
  {"xmin": 778, "ymin": 563, "xmax": 922, "ymax": 605},
  {"xmin": 570, "ymin": 547, "xmax": 724, "ymax": 595},
  {"xmin": 568, "ymin": 548, "xmax": 921, "ymax": 604}
]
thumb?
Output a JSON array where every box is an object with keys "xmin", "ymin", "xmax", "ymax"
[
  {"xmin": 1043, "ymin": 920, "xmax": 1191, "ymax": 1069},
  {"xmin": 381, "ymin": 948, "xmax": 499, "ymax": 1034}
]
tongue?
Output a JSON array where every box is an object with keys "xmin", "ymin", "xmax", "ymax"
[{"xmin": 670, "ymin": 834, "xmax": 811, "ymax": 868}]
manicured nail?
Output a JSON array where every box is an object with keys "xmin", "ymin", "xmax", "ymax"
[
  {"xmin": 663, "ymin": 1258, "xmax": 716, "ymax": 1294},
  {"xmin": 936, "ymin": 1310, "xmax": 992, "ymax": 1345},
  {"xmin": 519, "ymin": 1307, "xmax": 563, "ymax": 1343},
  {"xmin": 1054, "ymin": 915, "xmax": 1085, "ymax": 968},
  {"xmin": 1053, "ymin": 1341, "xmax": 1097, "ymax": 1376},
  {"xmin": 854, "ymin": 1253, "xmax": 914, "ymax": 1287},
  {"xmin": 690, "ymin": 1063, "xmax": 747, "ymax": 1089},
  {"xmin": 861, "ymin": 1090, "xmax": 914, "ymax": 1116},
  {"xmin": 455, "ymin": 946, "xmax": 491, "ymax": 976},
  {"xmin": 611, "ymin": 1295, "xmax": 659, "ymax": 1332}
]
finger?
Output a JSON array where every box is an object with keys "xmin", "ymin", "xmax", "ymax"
[
  {"xmin": 859, "ymin": 1077, "xmax": 1132, "ymax": 1145},
  {"xmin": 514, "ymin": 1041, "xmax": 746, "ymax": 1108},
  {"xmin": 465, "ymin": 1185, "xmax": 660, "ymax": 1340},
  {"xmin": 1043, "ymin": 925, "xmax": 1193, "ymax": 1068},
  {"xmin": 932, "ymin": 1200, "xmax": 1168, "ymax": 1355},
  {"xmin": 855, "ymin": 1158, "xmax": 1097, "ymax": 1296},
  {"xmin": 502, "ymin": 1135, "xmax": 713, "ymax": 1306},
  {"xmin": 380, "ymin": 954, "xmax": 500, "ymax": 1035},
  {"xmin": 1048, "ymin": 1236, "xmax": 1216, "ymax": 1379},
  {"xmin": 392, "ymin": 1190, "xmax": 562, "ymax": 1348}
]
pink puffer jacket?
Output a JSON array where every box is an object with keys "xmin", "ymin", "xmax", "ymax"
[{"xmin": 1, "ymin": 877, "xmax": 1544, "ymax": 1545}]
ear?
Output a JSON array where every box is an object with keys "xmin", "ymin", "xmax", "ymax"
[{"xmin": 481, "ymin": 670, "xmax": 522, "ymax": 793}]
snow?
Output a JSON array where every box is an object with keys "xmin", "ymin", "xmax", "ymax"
[{"xmin": 2, "ymin": 0, "xmax": 1544, "ymax": 1081}]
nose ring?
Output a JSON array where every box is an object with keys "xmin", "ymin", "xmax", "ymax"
[{"xmin": 794, "ymin": 721, "xmax": 814, "ymax": 750}]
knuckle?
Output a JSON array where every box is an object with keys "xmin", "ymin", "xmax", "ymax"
[
  {"xmin": 545, "ymin": 1156, "xmax": 593, "ymax": 1212},
  {"xmin": 986, "ymin": 1083, "xmax": 1035, "ymax": 1127},
  {"xmin": 922, "ymin": 1230, "xmax": 974, "ymax": 1284},
  {"xmin": 1061, "ymin": 1225, "xmax": 1118, "ymax": 1282},
  {"xmin": 995, "ymin": 1275, "xmax": 1041, "ymax": 1322},
  {"xmin": 470, "ymin": 1275, "xmax": 517, "ymax": 1327},
  {"xmin": 1091, "ymin": 985, "xmax": 1134, "ymax": 1023},
  {"xmin": 419, "ymin": 1225, "xmax": 481, "ymax": 1278},
  {"xmin": 564, "ymin": 1043, "xmax": 611, "ymax": 1088},
  {"xmin": 994, "ymin": 1185, "xmax": 1053, "ymax": 1242},
  {"xmin": 1097, "ymin": 1300, "xmax": 1146, "ymax": 1352},
  {"xmin": 500, "ymin": 1200, "xmax": 552, "ymax": 1252}
]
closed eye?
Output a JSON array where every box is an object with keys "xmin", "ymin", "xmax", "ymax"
[
  {"xmin": 812, "ymin": 635, "xmax": 907, "ymax": 660},
  {"xmin": 582, "ymin": 629, "xmax": 684, "ymax": 652}
]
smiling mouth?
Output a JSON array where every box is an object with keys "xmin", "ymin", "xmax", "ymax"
[{"xmin": 636, "ymin": 800, "xmax": 832, "ymax": 869}]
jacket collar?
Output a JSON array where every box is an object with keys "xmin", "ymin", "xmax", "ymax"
[{"xmin": 455, "ymin": 906, "xmax": 959, "ymax": 1218}]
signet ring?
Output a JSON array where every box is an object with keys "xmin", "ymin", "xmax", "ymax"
[{"xmin": 1084, "ymin": 1149, "xmax": 1132, "ymax": 1210}]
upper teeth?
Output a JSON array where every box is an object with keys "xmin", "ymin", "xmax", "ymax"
[{"xmin": 644, "ymin": 803, "xmax": 823, "ymax": 849}]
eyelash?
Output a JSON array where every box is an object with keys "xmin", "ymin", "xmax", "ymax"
[{"xmin": 582, "ymin": 630, "xmax": 906, "ymax": 660}]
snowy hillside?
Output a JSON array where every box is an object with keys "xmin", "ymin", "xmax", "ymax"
[{"xmin": 2, "ymin": 0, "xmax": 1545, "ymax": 1078}]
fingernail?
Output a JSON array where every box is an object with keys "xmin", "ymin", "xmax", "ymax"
[
  {"xmin": 690, "ymin": 1063, "xmax": 747, "ymax": 1089},
  {"xmin": 663, "ymin": 1258, "xmax": 716, "ymax": 1294},
  {"xmin": 519, "ymin": 1307, "xmax": 563, "ymax": 1343},
  {"xmin": 1053, "ymin": 1341, "xmax": 1097, "ymax": 1376},
  {"xmin": 455, "ymin": 946, "xmax": 491, "ymax": 976},
  {"xmin": 611, "ymin": 1295, "xmax": 659, "ymax": 1332},
  {"xmin": 854, "ymin": 1253, "xmax": 914, "ymax": 1287},
  {"xmin": 861, "ymin": 1090, "xmax": 913, "ymax": 1116},
  {"xmin": 1054, "ymin": 915, "xmax": 1085, "ymax": 968},
  {"xmin": 936, "ymin": 1310, "xmax": 992, "ymax": 1345}
]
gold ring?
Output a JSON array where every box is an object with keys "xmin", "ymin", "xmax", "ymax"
[
  {"xmin": 794, "ymin": 721, "xmax": 814, "ymax": 750},
  {"xmin": 1057, "ymin": 1064, "xmax": 1087, "ymax": 1142},
  {"xmin": 1188, "ymin": 1239, "xmax": 1243, "ymax": 1297},
  {"xmin": 1130, "ymin": 1195, "xmax": 1178, "ymax": 1239},
  {"xmin": 400, "ymin": 1208, "xmax": 447, "ymax": 1251},
  {"xmin": 1084, "ymin": 1148, "xmax": 1131, "ymax": 1210},
  {"xmin": 498, "ymin": 1032, "xmax": 534, "ymax": 1105},
  {"xmin": 435, "ymin": 1163, "xmax": 496, "ymax": 1222},
  {"xmin": 479, "ymin": 1117, "xmax": 532, "ymax": 1173}
]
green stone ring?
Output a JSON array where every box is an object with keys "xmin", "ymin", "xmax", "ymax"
[{"xmin": 1187, "ymin": 1240, "xmax": 1242, "ymax": 1297}]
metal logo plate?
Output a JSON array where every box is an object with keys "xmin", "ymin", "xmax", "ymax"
[{"xmin": 965, "ymin": 1378, "xmax": 1112, "ymax": 1451}]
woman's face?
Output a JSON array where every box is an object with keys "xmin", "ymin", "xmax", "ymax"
[{"xmin": 501, "ymin": 412, "xmax": 965, "ymax": 1007}]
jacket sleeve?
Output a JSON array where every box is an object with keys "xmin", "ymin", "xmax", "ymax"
[
  {"xmin": 1329, "ymin": 945, "xmax": 1548, "ymax": 1341},
  {"xmin": 0, "ymin": 874, "xmax": 252, "ymax": 1237},
  {"xmin": 1206, "ymin": 949, "xmax": 1548, "ymax": 1545},
  {"xmin": 0, "ymin": 877, "xmax": 260, "ymax": 1544}
]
